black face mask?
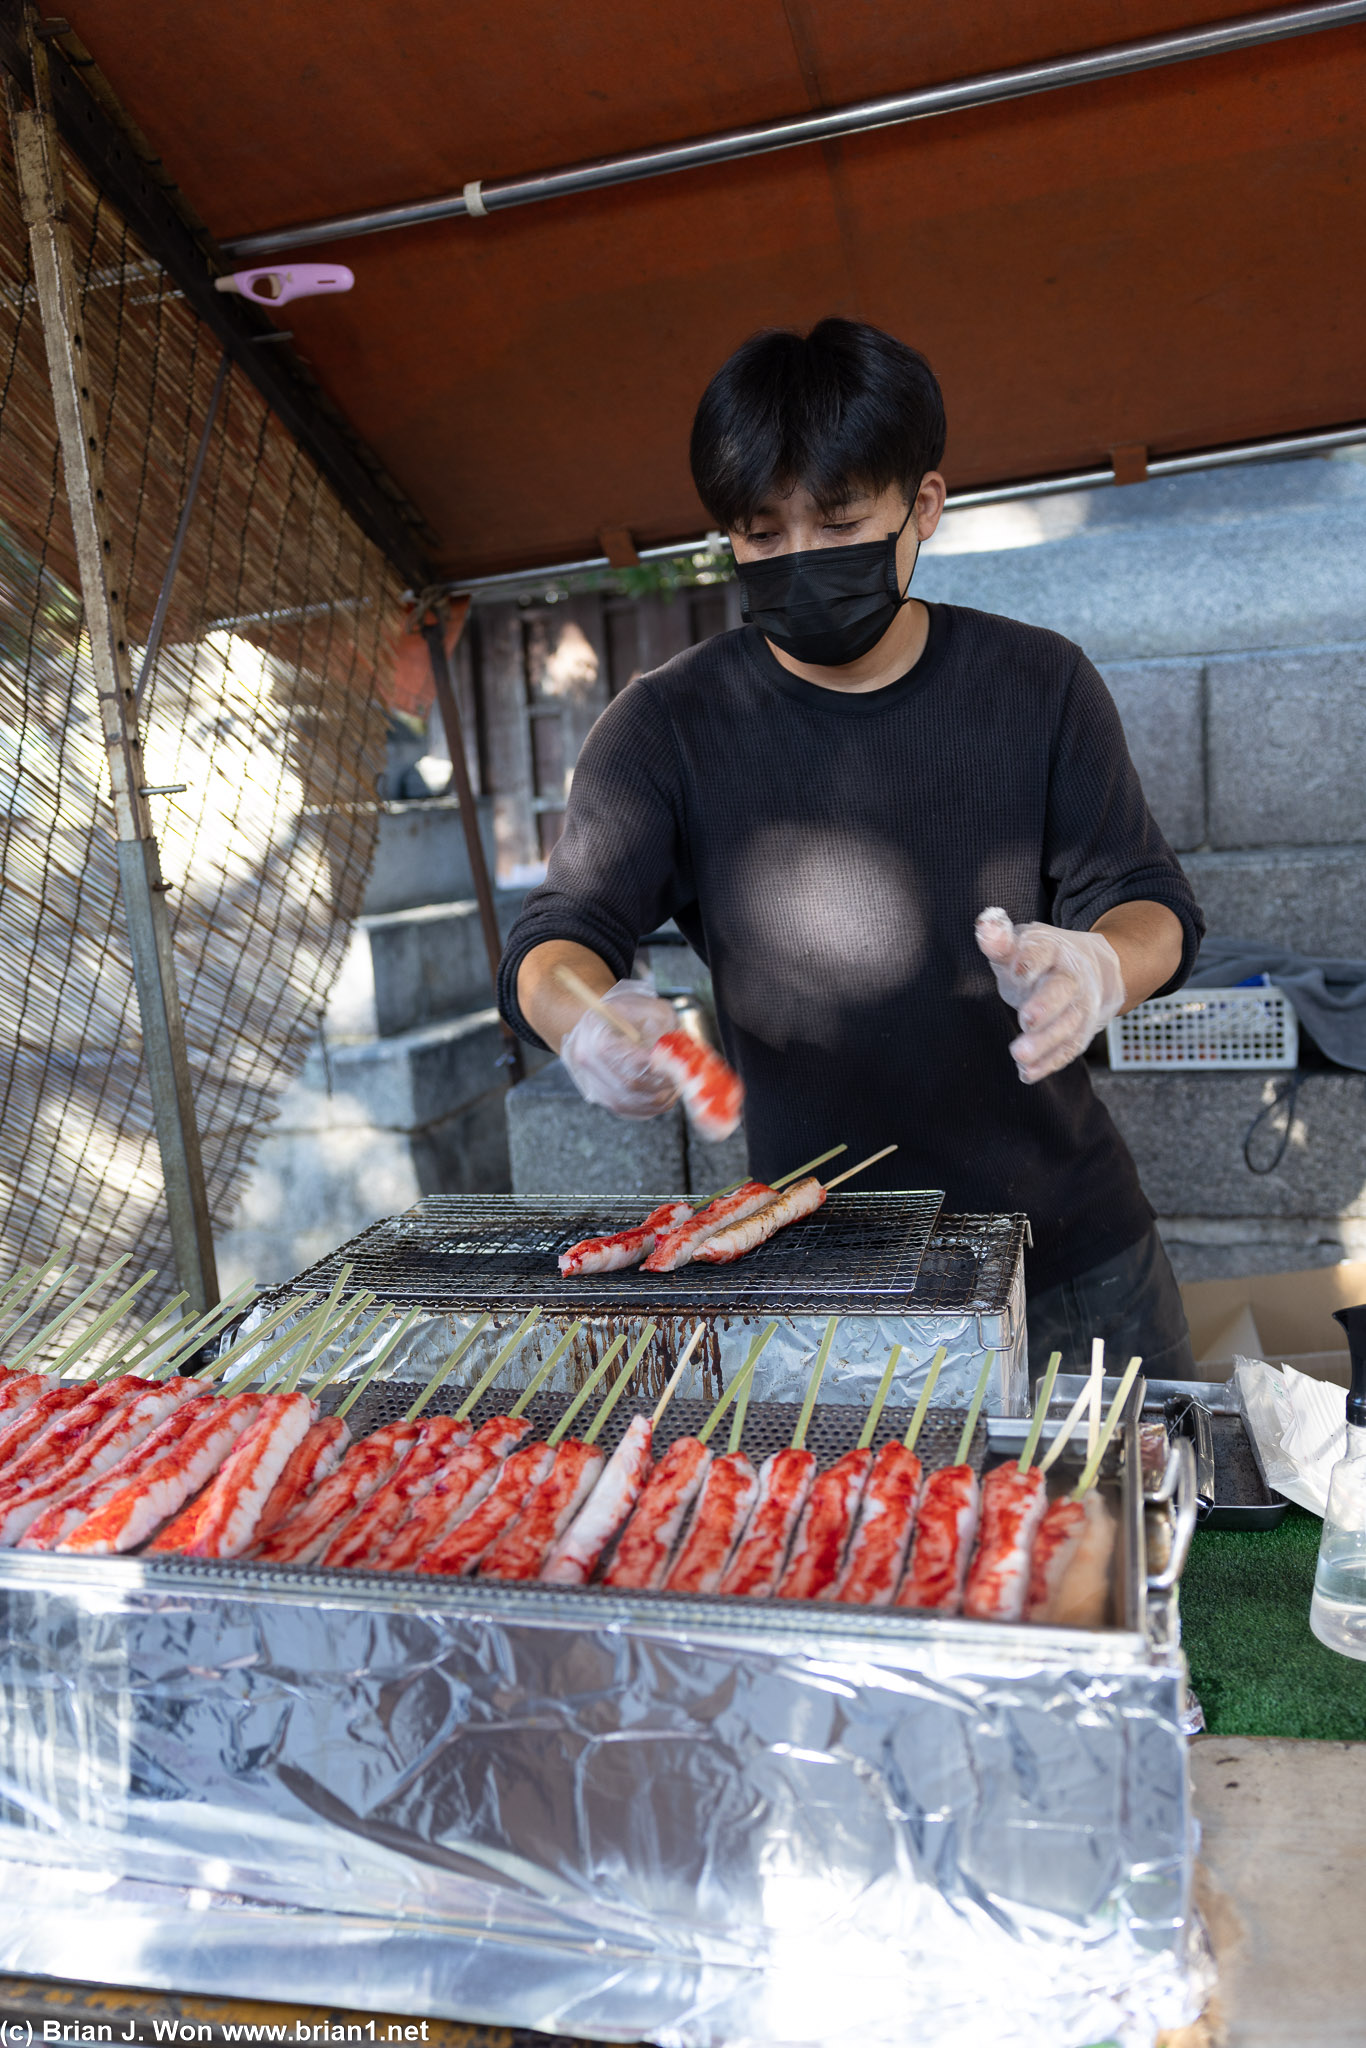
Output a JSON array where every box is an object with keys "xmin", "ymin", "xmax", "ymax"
[{"xmin": 735, "ymin": 507, "xmax": 915, "ymax": 668}]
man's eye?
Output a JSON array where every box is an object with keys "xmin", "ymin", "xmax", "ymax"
[{"xmin": 824, "ymin": 520, "xmax": 861, "ymax": 535}]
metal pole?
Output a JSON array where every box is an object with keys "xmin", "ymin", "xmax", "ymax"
[
  {"xmin": 6, "ymin": 18, "xmax": 219, "ymax": 1311},
  {"xmin": 224, "ymin": 0, "xmax": 1366, "ymax": 257},
  {"xmin": 419, "ymin": 601, "xmax": 525, "ymax": 1084}
]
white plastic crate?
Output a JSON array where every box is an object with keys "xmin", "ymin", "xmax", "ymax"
[{"xmin": 1106, "ymin": 985, "xmax": 1298, "ymax": 1070}]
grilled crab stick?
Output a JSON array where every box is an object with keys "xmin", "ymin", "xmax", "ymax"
[
  {"xmin": 21, "ymin": 1396, "xmax": 216, "ymax": 1550},
  {"xmin": 376, "ymin": 1416, "xmax": 531, "ymax": 1570},
  {"xmin": 319, "ymin": 1414, "xmax": 472, "ymax": 1568},
  {"xmin": 543, "ymin": 1326, "xmax": 703, "ymax": 1585},
  {"xmin": 1026, "ymin": 1356, "xmax": 1136, "ymax": 1627},
  {"xmin": 960, "ymin": 1355, "xmax": 1062, "ymax": 1623},
  {"xmin": 648, "ymin": 1030, "xmax": 744, "ymax": 1142},
  {"xmin": 59, "ymin": 1393, "xmax": 266, "ymax": 1554},
  {"xmin": 693, "ymin": 1147, "xmax": 899, "ymax": 1267},
  {"xmin": 252, "ymin": 1416, "xmax": 350, "ymax": 1545},
  {"xmin": 724, "ymin": 1315, "xmax": 840, "ymax": 1600},
  {"xmin": 177, "ymin": 1391, "xmax": 320, "ymax": 1559},
  {"xmin": 559, "ymin": 1200, "xmax": 693, "ymax": 1277},
  {"xmin": 897, "ymin": 1349, "xmax": 997, "ymax": 1613},
  {"xmin": 641, "ymin": 1182, "xmax": 774, "ymax": 1273},
  {"xmin": 606, "ymin": 1322, "xmax": 777, "ymax": 1591},
  {"xmin": 0, "ymin": 1382, "xmax": 191, "ymax": 1546},
  {"xmin": 479, "ymin": 1325, "xmax": 658, "ymax": 1582},
  {"xmin": 252, "ymin": 1420, "xmax": 421, "ymax": 1564},
  {"xmin": 415, "ymin": 1441, "xmax": 557, "ymax": 1575}
]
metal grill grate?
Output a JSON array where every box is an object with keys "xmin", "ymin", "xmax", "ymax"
[
  {"xmin": 274, "ymin": 1189, "xmax": 953, "ymax": 1316},
  {"xmin": 327, "ymin": 1383, "xmax": 986, "ymax": 1474}
]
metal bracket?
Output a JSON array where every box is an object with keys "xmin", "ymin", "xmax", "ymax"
[{"xmin": 7, "ymin": 14, "xmax": 218, "ymax": 1310}]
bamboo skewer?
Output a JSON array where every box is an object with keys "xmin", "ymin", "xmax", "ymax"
[
  {"xmin": 508, "ymin": 1321, "xmax": 583, "ymax": 1419},
  {"xmin": 0, "ymin": 1262, "xmax": 40, "ymax": 1316},
  {"xmin": 822, "ymin": 1144, "xmax": 898, "ymax": 1189},
  {"xmin": 218, "ymin": 1303, "xmax": 342, "ymax": 1400},
  {"xmin": 333, "ymin": 1306, "xmax": 426, "ymax": 1421},
  {"xmin": 427, "ymin": 1307, "xmax": 541, "ymax": 1423},
  {"xmin": 43, "ymin": 1271, "xmax": 159, "ymax": 1381},
  {"xmin": 651, "ymin": 1326, "xmax": 707, "ymax": 1426},
  {"xmin": 296, "ymin": 1300, "xmax": 399, "ymax": 1403},
  {"xmin": 1072, "ymin": 1358, "xmax": 1143, "ymax": 1500},
  {"xmin": 902, "ymin": 1345, "xmax": 948, "ymax": 1453},
  {"xmin": 202, "ymin": 1293, "xmax": 321, "ymax": 1393},
  {"xmin": 954, "ymin": 1351, "xmax": 996, "ymax": 1467},
  {"xmin": 582, "ymin": 1324, "xmax": 659, "ymax": 1446},
  {"xmin": 856, "ymin": 1344, "xmax": 903, "ymax": 1451},
  {"xmin": 85, "ymin": 1293, "xmax": 191, "ymax": 1381},
  {"xmin": 792, "ymin": 1318, "xmax": 839, "ymax": 1450},
  {"xmin": 698, "ymin": 1321, "xmax": 778, "ymax": 1447},
  {"xmin": 1087, "ymin": 1338, "xmax": 1105, "ymax": 1465},
  {"xmin": 1038, "ymin": 1384, "xmax": 1095, "ymax": 1476},
  {"xmin": 554, "ymin": 964, "xmax": 645, "ymax": 1043},
  {"xmin": 701, "ymin": 1145, "xmax": 850, "ymax": 1208},
  {"xmin": 1018, "ymin": 1352, "xmax": 1063, "ymax": 1472},
  {"xmin": 0, "ymin": 1258, "xmax": 79, "ymax": 1350},
  {"xmin": 0, "ymin": 1256, "xmax": 68, "ymax": 1336},
  {"xmin": 403, "ymin": 1314, "xmax": 495, "ymax": 1424},
  {"xmin": 546, "ymin": 1334, "xmax": 629, "ymax": 1446},
  {"xmin": 4, "ymin": 1257, "xmax": 135, "ymax": 1374},
  {"xmin": 284, "ymin": 1265, "xmax": 355, "ymax": 1391},
  {"xmin": 156, "ymin": 1281, "xmax": 261, "ymax": 1379}
]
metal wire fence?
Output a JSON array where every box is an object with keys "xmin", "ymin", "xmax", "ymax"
[{"xmin": 0, "ymin": 121, "xmax": 401, "ymax": 1306}]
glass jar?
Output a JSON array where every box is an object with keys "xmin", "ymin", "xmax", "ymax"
[{"xmin": 1310, "ymin": 1422, "xmax": 1366, "ymax": 1661}]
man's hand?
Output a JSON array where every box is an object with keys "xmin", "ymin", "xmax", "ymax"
[
  {"xmin": 975, "ymin": 908, "xmax": 1127, "ymax": 1084},
  {"xmin": 517, "ymin": 940, "xmax": 681, "ymax": 1118}
]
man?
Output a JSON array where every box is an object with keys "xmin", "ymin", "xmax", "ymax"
[{"xmin": 498, "ymin": 319, "xmax": 1203, "ymax": 1376}]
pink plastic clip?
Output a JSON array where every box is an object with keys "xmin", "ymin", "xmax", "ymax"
[{"xmin": 214, "ymin": 263, "xmax": 354, "ymax": 307}]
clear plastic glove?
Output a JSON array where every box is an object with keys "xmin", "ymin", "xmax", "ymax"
[
  {"xmin": 559, "ymin": 977, "xmax": 681, "ymax": 1119},
  {"xmin": 975, "ymin": 907, "xmax": 1127, "ymax": 1084}
]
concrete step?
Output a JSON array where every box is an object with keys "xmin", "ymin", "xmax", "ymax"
[
  {"xmin": 362, "ymin": 890, "xmax": 525, "ymax": 1037},
  {"xmin": 361, "ymin": 795, "xmax": 500, "ymax": 915},
  {"xmin": 506, "ymin": 1055, "xmax": 747, "ymax": 1198}
]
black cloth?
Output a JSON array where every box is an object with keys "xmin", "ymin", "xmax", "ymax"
[
  {"xmin": 498, "ymin": 605, "xmax": 1204, "ymax": 1288},
  {"xmin": 1026, "ymin": 1224, "xmax": 1196, "ymax": 1382}
]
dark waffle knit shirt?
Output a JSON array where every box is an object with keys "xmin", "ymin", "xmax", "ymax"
[{"xmin": 498, "ymin": 605, "xmax": 1204, "ymax": 1289}]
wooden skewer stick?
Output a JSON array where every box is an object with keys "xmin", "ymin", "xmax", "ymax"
[
  {"xmin": 701, "ymin": 1145, "xmax": 849, "ymax": 1208},
  {"xmin": 857, "ymin": 1344, "xmax": 903, "ymax": 1451},
  {"xmin": 219, "ymin": 1299, "xmax": 360, "ymax": 1400},
  {"xmin": 903, "ymin": 1345, "xmax": 948, "ymax": 1454},
  {"xmin": 0, "ymin": 1256, "xmax": 67, "ymax": 1333},
  {"xmin": 1038, "ymin": 1383, "xmax": 1095, "ymax": 1476},
  {"xmin": 307, "ymin": 1301, "xmax": 401, "ymax": 1402},
  {"xmin": 404, "ymin": 1312, "xmax": 494, "ymax": 1424},
  {"xmin": 430, "ymin": 1307, "xmax": 541, "ymax": 1422},
  {"xmin": 547, "ymin": 1334, "xmax": 629, "ymax": 1446},
  {"xmin": 954, "ymin": 1351, "xmax": 996, "ymax": 1467},
  {"xmin": 698, "ymin": 1320, "xmax": 778, "ymax": 1447},
  {"xmin": 823, "ymin": 1144, "xmax": 898, "ymax": 1190},
  {"xmin": 1086, "ymin": 1337, "xmax": 1105, "ymax": 1465},
  {"xmin": 1072, "ymin": 1357, "xmax": 1143, "ymax": 1500},
  {"xmin": 1018, "ymin": 1351, "xmax": 1063, "ymax": 1473},
  {"xmin": 0, "ymin": 1262, "xmax": 40, "ymax": 1315},
  {"xmin": 157, "ymin": 1281, "xmax": 262, "ymax": 1379},
  {"xmin": 583, "ymin": 1323, "xmax": 659, "ymax": 1446},
  {"xmin": 333, "ymin": 1306, "xmax": 427, "ymax": 1421},
  {"xmin": 6, "ymin": 1257, "xmax": 135, "ymax": 1374},
  {"xmin": 284, "ymin": 1264, "xmax": 355, "ymax": 1391},
  {"xmin": 651, "ymin": 1326, "xmax": 707, "ymax": 1427},
  {"xmin": 507, "ymin": 1320, "xmax": 583, "ymax": 1419},
  {"xmin": 218, "ymin": 1303, "xmax": 340, "ymax": 1400},
  {"xmin": 86, "ymin": 1292, "xmax": 191, "ymax": 1381},
  {"xmin": 792, "ymin": 1317, "xmax": 839, "ymax": 1451},
  {"xmin": 46, "ymin": 1271, "xmax": 160, "ymax": 1380},
  {"xmin": 204, "ymin": 1293, "xmax": 321, "ymax": 1392},
  {"xmin": 0, "ymin": 1257, "xmax": 79, "ymax": 1349},
  {"xmin": 553, "ymin": 964, "xmax": 645, "ymax": 1044},
  {"xmin": 246, "ymin": 1300, "xmax": 375, "ymax": 1399}
]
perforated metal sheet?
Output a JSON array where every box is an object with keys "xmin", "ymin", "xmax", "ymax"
[{"xmin": 275, "ymin": 1189, "xmax": 947, "ymax": 1316}]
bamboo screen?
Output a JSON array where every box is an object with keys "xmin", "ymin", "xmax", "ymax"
[{"xmin": 0, "ymin": 122, "xmax": 401, "ymax": 1304}]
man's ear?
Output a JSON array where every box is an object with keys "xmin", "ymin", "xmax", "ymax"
[{"xmin": 914, "ymin": 471, "xmax": 947, "ymax": 542}]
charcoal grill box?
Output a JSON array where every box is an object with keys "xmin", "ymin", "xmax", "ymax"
[
  {"xmin": 247, "ymin": 1193, "xmax": 1031, "ymax": 1415},
  {"xmin": 0, "ymin": 1387, "xmax": 1203, "ymax": 2047}
]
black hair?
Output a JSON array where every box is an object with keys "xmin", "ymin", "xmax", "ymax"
[{"xmin": 689, "ymin": 318, "xmax": 946, "ymax": 533}]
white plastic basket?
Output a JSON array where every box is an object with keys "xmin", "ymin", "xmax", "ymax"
[{"xmin": 1106, "ymin": 985, "xmax": 1298, "ymax": 1070}]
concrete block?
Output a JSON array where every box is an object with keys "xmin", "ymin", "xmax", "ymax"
[
  {"xmin": 685, "ymin": 1119, "xmax": 749, "ymax": 1197},
  {"xmin": 1093, "ymin": 1070, "xmax": 1366, "ymax": 1220},
  {"xmin": 364, "ymin": 890, "xmax": 524, "ymax": 1037},
  {"xmin": 507, "ymin": 1057, "xmax": 687, "ymax": 1197},
  {"xmin": 322, "ymin": 1010, "xmax": 511, "ymax": 1131},
  {"xmin": 1095, "ymin": 659, "xmax": 1205, "ymax": 850},
  {"xmin": 412, "ymin": 1086, "xmax": 513, "ymax": 1194},
  {"xmin": 1207, "ymin": 644, "xmax": 1366, "ymax": 848},
  {"xmin": 361, "ymin": 796, "xmax": 500, "ymax": 915},
  {"xmin": 1158, "ymin": 1216, "xmax": 1366, "ymax": 1284},
  {"xmin": 1179, "ymin": 846, "xmax": 1366, "ymax": 956}
]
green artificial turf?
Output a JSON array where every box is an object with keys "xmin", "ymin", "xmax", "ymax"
[{"xmin": 1180, "ymin": 1504, "xmax": 1366, "ymax": 1738}]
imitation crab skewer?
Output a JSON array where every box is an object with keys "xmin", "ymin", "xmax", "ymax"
[
  {"xmin": 896, "ymin": 1350, "xmax": 997, "ymax": 1612},
  {"xmin": 369, "ymin": 1325, "xmax": 585, "ymax": 1572},
  {"xmin": 606, "ymin": 1321, "xmax": 778, "ymax": 1591},
  {"xmin": 561, "ymin": 1146, "xmax": 848, "ymax": 1277},
  {"xmin": 1027, "ymin": 1356, "xmax": 1141, "ymax": 1628},
  {"xmin": 657, "ymin": 1322, "xmax": 782, "ymax": 1595},
  {"xmin": 960, "ymin": 1351, "xmax": 1062, "ymax": 1623},
  {"xmin": 693, "ymin": 1144, "xmax": 899, "ymax": 1267},
  {"xmin": 722, "ymin": 1319, "xmax": 840, "ymax": 1600},
  {"xmin": 542, "ymin": 1325, "xmax": 708, "ymax": 1585},
  {"xmin": 554, "ymin": 963, "xmax": 744, "ymax": 1141},
  {"xmin": 826, "ymin": 1345, "xmax": 943, "ymax": 1605},
  {"xmin": 0, "ymin": 1271, "xmax": 164, "ymax": 1469}
]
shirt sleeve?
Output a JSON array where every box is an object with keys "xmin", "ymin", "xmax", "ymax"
[
  {"xmin": 497, "ymin": 680, "xmax": 694, "ymax": 1047},
  {"xmin": 1044, "ymin": 650, "xmax": 1205, "ymax": 995}
]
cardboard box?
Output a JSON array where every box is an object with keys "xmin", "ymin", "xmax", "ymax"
[{"xmin": 1179, "ymin": 1261, "xmax": 1366, "ymax": 1386}]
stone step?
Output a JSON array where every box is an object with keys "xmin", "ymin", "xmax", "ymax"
[
  {"xmin": 361, "ymin": 890, "xmax": 525, "ymax": 1037},
  {"xmin": 506, "ymin": 1055, "xmax": 747, "ymax": 1198},
  {"xmin": 361, "ymin": 795, "xmax": 500, "ymax": 916}
]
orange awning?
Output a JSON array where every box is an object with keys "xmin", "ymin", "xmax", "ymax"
[{"xmin": 52, "ymin": 1, "xmax": 1366, "ymax": 581}]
